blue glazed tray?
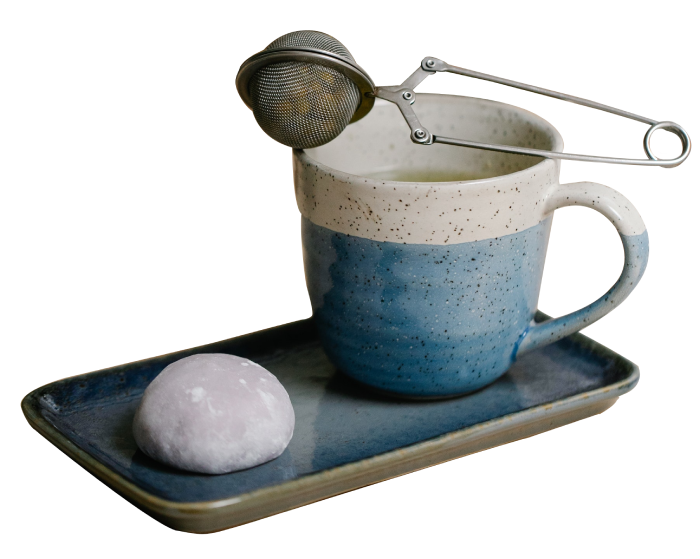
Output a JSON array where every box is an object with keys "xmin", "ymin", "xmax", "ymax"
[{"xmin": 22, "ymin": 312, "xmax": 639, "ymax": 533}]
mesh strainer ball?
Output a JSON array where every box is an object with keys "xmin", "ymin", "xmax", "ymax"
[{"xmin": 236, "ymin": 31, "xmax": 375, "ymax": 149}]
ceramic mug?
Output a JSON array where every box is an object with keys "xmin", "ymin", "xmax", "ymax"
[{"xmin": 294, "ymin": 94, "xmax": 648, "ymax": 398}]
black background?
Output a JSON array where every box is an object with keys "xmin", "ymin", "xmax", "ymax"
[{"xmin": 19, "ymin": 19, "xmax": 694, "ymax": 536}]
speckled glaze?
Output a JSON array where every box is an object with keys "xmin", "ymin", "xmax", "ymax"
[{"xmin": 296, "ymin": 94, "xmax": 649, "ymax": 397}]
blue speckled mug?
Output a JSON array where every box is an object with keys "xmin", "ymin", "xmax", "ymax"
[{"xmin": 295, "ymin": 94, "xmax": 648, "ymax": 398}]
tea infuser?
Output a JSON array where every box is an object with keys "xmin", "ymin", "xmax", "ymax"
[{"xmin": 236, "ymin": 30, "xmax": 690, "ymax": 167}]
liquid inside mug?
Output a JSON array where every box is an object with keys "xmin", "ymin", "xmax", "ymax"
[{"xmin": 295, "ymin": 94, "xmax": 649, "ymax": 398}]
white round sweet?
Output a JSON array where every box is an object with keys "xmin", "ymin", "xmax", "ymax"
[{"xmin": 132, "ymin": 353, "xmax": 295, "ymax": 474}]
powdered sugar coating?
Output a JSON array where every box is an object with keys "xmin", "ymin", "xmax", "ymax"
[{"xmin": 133, "ymin": 353, "xmax": 295, "ymax": 474}]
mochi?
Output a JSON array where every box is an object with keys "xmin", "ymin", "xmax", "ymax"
[{"xmin": 133, "ymin": 353, "xmax": 294, "ymax": 474}]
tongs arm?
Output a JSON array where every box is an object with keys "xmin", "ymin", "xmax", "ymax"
[{"xmin": 374, "ymin": 57, "xmax": 691, "ymax": 168}]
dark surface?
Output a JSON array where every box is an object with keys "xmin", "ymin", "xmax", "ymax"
[{"xmin": 25, "ymin": 316, "xmax": 634, "ymax": 504}]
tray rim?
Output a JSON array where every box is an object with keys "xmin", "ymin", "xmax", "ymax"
[{"xmin": 21, "ymin": 318, "xmax": 639, "ymax": 533}]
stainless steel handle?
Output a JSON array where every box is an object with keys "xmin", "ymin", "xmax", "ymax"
[{"xmin": 373, "ymin": 58, "xmax": 690, "ymax": 168}]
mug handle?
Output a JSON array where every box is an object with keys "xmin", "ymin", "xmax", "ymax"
[{"xmin": 515, "ymin": 181, "xmax": 649, "ymax": 357}]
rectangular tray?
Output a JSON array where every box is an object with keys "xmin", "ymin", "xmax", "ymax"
[{"xmin": 22, "ymin": 312, "xmax": 639, "ymax": 533}]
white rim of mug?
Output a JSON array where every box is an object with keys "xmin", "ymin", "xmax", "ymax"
[{"xmin": 297, "ymin": 93, "xmax": 566, "ymax": 188}]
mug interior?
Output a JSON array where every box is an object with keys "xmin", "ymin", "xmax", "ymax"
[{"xmin": 304, "ymin": 94, "xmax": 564, "ymax": 182}]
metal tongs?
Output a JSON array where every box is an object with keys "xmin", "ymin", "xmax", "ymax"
[{"xmin": 374, "ymin": 57, "xmax": 691, "ymax": 168}]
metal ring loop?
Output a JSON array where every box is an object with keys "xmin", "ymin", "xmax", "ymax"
[{"xmin": 643, "ymin": 121, "xmax": 691, "ymax": 168}]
